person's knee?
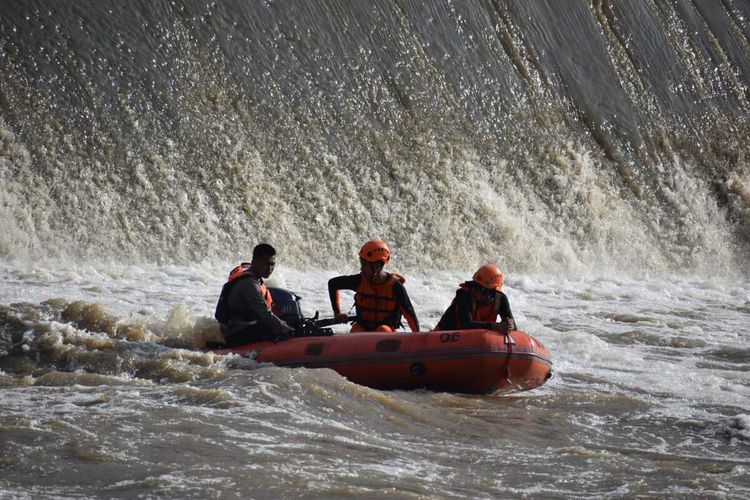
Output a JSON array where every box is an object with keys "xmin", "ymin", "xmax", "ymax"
[{"xmin": 349, "ymin": 323, "xmax": 393, "ymax": 333}]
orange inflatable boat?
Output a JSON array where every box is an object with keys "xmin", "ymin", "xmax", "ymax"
[{"xmin": 208, "ymin": 328, "xmax": 552, "ymax": 395}]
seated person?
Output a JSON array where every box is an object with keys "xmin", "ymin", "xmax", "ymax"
[
  {"xmin": 434, "ymin": 264, "xmax": 516, "ymax": 334},
  {"xmin": 328, "ymin": 239, "xmax": 419, "ymax": 333},
  {"xmin": 214, "ymin": 243, "xmax": 294, "ymax": 346}
]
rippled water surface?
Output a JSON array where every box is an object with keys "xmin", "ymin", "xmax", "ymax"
[{"xmin": 1, "ymin": 263, "xmax": 748, "ymax": 498}]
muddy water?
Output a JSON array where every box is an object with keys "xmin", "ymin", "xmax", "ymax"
[{"xmin": 1, "ymin": 264, "xmax": 748, "ymax": 498}]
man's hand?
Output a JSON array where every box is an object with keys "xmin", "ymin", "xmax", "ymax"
[
  {"xmin": 279, "ymin": 322, "xmax": 295, "ymax": 333},
  {"xmin": 490, "ymin": 322, "xmax": 508, "ymax": 334},
  {"xmin": 334, "ymin": 313, "xmax": 349, "ymax": 322},
  {"xmin": 491, "ymin": 318, "xmax": 516, "ymax": 334}
]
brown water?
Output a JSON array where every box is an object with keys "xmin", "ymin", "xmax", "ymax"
[{"xmin": 1, "ymin": 266, "xmax": 748, "ymax": 498}]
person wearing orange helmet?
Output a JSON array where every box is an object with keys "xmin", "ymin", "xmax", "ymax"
[
  {"xmin": 434, "ymin": 264, "xmax": 516, "ymax": 333},
  {"xmin": 328, "ymin": 239, "xmax": 420, "ymax": 333}
]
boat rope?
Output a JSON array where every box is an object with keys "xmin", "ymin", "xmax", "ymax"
[{"xmin": 504, "ymin": 332, "xmax": 515, "ymax": 384}]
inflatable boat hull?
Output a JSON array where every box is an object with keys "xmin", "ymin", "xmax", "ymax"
[{"xmin": 209, "ymin": 329, "xmax": 552, "ymax": 395}]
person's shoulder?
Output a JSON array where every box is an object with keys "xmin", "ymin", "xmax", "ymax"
[
  {"xmin": 234, "ymin": 275, "xmax": 261, "ymax": 291},
  {"xmin": 391, "ymin": 279, "xmax": 407, "ymax": 295},
  {"xmin": 329, "ymin": 274, "xmax": 361, "ymax": 285},
  {"xmin": 391, "ymin": 277, "xmax": 407, "ymax": 290},
  {"xmin": 389, "ymin": 272, "xmax": 407, "ymax": 284},
  {"xmin": 329, "ymin": 273, "xmax": 360, "ymax": 280}
]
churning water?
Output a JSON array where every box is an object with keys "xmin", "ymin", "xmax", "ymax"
[{"xmin": 1, "ymin": 1, "xmax": 749, "ymax": 498}]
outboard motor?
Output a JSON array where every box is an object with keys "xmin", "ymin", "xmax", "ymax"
[{"xmin": 269, "ymin": 287, "xmax": 305, "ymax": 327}]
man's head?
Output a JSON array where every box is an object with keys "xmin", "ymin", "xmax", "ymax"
[
  {"xmin": 470, "ymin": 264, "xmax": 504, "ymax": 303},
  {"xmin": 359, "ymin": 258, "xmax": 385, "ymax": 281},
  {"xmin": 358, "ymin": 239, "xmax": 390, "ymax": 281},
  {"xmin": 251, "ymin": 243, "xmax": 277, "ymax": 279}
]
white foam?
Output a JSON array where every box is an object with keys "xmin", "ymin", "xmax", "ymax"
[{"xmin": 3, "ymin": 260, "xmax": 748, "ymax": 417}]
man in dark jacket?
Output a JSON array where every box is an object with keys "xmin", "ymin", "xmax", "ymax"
[{"xmin": 215, "ymin": 244, "xmax": 295, "ymax": 346}]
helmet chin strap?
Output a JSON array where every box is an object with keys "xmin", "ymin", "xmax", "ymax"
[{"xmin": 365, "ymin": 262, "xmax": 387, "ymax": 283}]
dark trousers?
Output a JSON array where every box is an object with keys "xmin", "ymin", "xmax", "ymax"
[{"xmin": 221, "ymin": 323, "xmax": 274, "ymax": 347}]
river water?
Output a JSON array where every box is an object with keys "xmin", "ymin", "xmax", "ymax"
[
  {"xmin": 2, "ymin": 0, "xmax": 750, "ymax": 498},
  {"xmin": 1, "ymin": 263, "xmax": 748, "ymax": 498}
]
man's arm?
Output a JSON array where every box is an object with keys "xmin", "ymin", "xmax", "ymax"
[
  {"xmin": 498, "ymin": 293, "xmax": 516, "ymax": 331},
  {"xmin": 238, "ymin": 280, "xmax": 290, "ymax": 333},
  {"xmin": 393, "ymin": 282, "xmax": 420, "ymax": 332},
  {"xmin": 327, "ymin": 274, "xmax": 361, "ymax": 316}
]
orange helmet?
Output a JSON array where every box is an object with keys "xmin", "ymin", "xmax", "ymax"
[
  {"xmin": 473, "ymin": 264, "xmax": 504, "ymax": 291},
  {"xmin": 359, "ymin": 239, "xmax": 391, "ymax": 264}
]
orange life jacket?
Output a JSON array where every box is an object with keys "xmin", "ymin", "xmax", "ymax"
[
  {"xmin": 455, "ymin": 282, "xmax": 500, "ymax": 328},
  {"xmin": 226, "ymin": 263, "xmax": 273, "ymax": 308},
  {"xmin": 354, "ymin": 273, "xmax": 404, "ymax": 328},
  {"xmin": 215, "ymin": 263, "xmax": 273, "ymax": 325}
]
